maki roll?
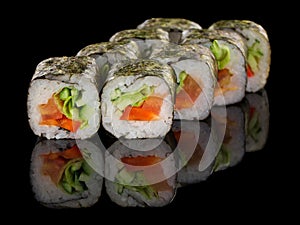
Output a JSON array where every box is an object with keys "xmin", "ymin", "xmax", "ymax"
[
  {"xmin": 150, "ymin": 43, "xmax": 217, "ymax": 120},
  {"xmin": 137, "ymin": 18, "xmax": 202, "ymax": 44},
  {"xmin": 101, "ymin": 59, "xmax": 176, "ymax": 139},
  {"xmin": 182, "ymin": 29, "xmax": 247, "ymax": 106},
  {"xmin": 77, "ymin": 40, "xmax": 139, "ymax": 59},
  {"xmin": 105, "ymin": 138, "xmax": 177, "ymax": 207},
  {"xmin": 76, "ymin": 40, "xmax": 140, "ymax": 90},
  {"xmin": 109, "ymin": 28, "xmax": 169, "ymax": 59},
  {"xmin": 27, "ymin": 56, "xmax": 101, "ymax": 139},
  {"xmin": 209, "ymin": 20, "xmax": 271, "ymax": 92},
  {"xmin": 211, "ymin": 105, "xmax": 246, "ymax": 172},
  {"xmin": 172, "ymin": 121, "xmax": 215, "ymax": 186},
  {"xmin": 243, "ymin": 89, "xmax": 269, "ymax": 152},
  {"xmin": 30, "ymin": 138, "xmax": 104, "ymax": 208}
]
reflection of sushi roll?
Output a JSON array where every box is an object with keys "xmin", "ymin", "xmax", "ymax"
[
  {"xmin": 244, "ymin": 89, "xmax": 269, "ymax": 152},
  {"xmin": 30, "ymin": 139, "xmax": 103, "ymax": 208},
  {"xmin": 209, "ymin": 20, "xmax": 271, "ymax": 92},
  {"xmin": 137, "ymin": 18, "xmax": 202, "ymax": 44},
  {"xmin": 101, "ymin": 59, "xmax": 176, "ymax": 139},
  {"xmin": 182, "ymin": 29, "xmax": 247, "ymax": 106},
  {"xmin": 105, "ymin": 139, "xmax": 177, "ymax": 207},
  {"xmin": 76, "ymin": 40, "xmax": 140, "ymax": 90},
  {"xmin": 172, "ymin": 121, "xmax": 215, "ymax": 185},
  {"xmin": 109, "ymin": 28, "xmax": 169, "ymax": 59},
  {"xmin": 150, "ymin": 44, "xmax": 217, "ymax": 120},
  {"xmin": 211, "ymin": 105, "xmax": 245, "ymax": 172},
  {"xmin": 27, "ymin": 56, "xmax": 101, "ymax": 139},
  {"xmin": 76, "ymin": 136, "xmax": 105, "ymax": 176}
]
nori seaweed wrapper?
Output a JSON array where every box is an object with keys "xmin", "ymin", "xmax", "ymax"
[
  {"xmin": 208, "ymin": 20, "xmax": 269, "ymax": 41},
  {"xmin": 150, "ymin": 42, "xmax": 218, "ymax": 80},
  {"xmin": 105, "ymin": 59, "xmax": 176, "ymax": 101},
  {"xmin": 76, "ymin": 40, "xmax": 140, "ymax": 59},
  {"xmin": 182, "ymin": 28, "xmax": 247, "ymax": 58},
  {"xmin": 109, "ymin": 28, "xmax": 169, "ymax": 42},
  {"xmin": 32, "ymin": 56, "xmax": 99, "ymax": 86}
]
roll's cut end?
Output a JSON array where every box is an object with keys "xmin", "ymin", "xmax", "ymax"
[{"xmin": 27, "ymin": 56, "xmax": 101, "ymax": 139}]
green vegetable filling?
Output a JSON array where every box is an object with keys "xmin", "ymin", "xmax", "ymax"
[
  {"xmin": 54, "ymin": 87, "xmax": 94, "ymax": 129},
  {"xmin": 213, "ymin": 145, "xmax": 230, "ymax": 171},
  {"xmin": 210, "ymin": 40, "xmax": 231, "ymax": 70},
  {"xmin": 248, "ymin": 110, "xmax": 262, "ymax": 142},
  {"xmin": 247, "ymin": 39, "xmax": 263, "ymax": 72},
  {"xmin": 176, "ymin": 71, "xmax": 188, "ymax": 94},
  {"xmin": 114, "ymin": 167, "xmax": 158, "ymax": 200},
  {"xmin": 59, "ymin": 159, "xmax": 93, "ymax": 194},
  {"xmin": 110, "ymin": 84, "xmax": 155, "ymax": 111}
]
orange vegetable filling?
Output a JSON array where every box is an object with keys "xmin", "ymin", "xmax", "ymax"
[
  {"xmin": 215, "ymin": 68, "xmax": 238, "ymax": 95},
  {"xmin": 121, "ymin": 155, "xmax": 172, "ymax": 192},
  {"xmin": 218, "ymin": 68, "xmax": 233, "ymax": 88},
  {"xmin": 175, "ymin": 75, "xmax": 202, "ymax": 110},
  {"xmin": 247, "ymin": 64, "xmax": 255, "ymax": 77},
  {"xmin": 120, "ymin": 96, "xmax": 163, "ymax": 121},
  {"xmin": 41, "ymin": 145, "xmax": 82, "ymax": 185},
  {"xmin": 121, "ymin": 155, "xmax": 163, "ymax": 166},
  {"xmin": 38, "ymin": 96, "xmax": 81, "ymax": 132},
  {"xmin": 173, "ymin": 130, "xmax": 202, "ymax": 167}
]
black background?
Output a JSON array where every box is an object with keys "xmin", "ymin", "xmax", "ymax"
[{"xmin": 4, "ymin": 3, "xmax": 293, "ymax": 221}]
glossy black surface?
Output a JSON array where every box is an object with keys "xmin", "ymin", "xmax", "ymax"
[
  {"xmin": 9, "ymin": 8, "xmax": 285, "ymax": 217},
  {"xmin": 26, "ymin": 90, "xmax": 269, "ymax": 208}
]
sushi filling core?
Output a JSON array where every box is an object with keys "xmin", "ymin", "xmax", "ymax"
[
  {"xmin": 175, "ymin": 71, "xmax": 202, "ymax": 110},
  {"xmin": 41, "ymin": 145, "xmax": 94, "ymax": 194},
  {"xmin": 38, "ymin": 87, "xmax": 93, "ymax": 132},
  {"xmin": 210, "ymin": 40, "xmax": 238, "ymax": 95},
  {"xmin": 114, "ymin": 155, "xmax": 172, "ymax": 200},
  {"xmin": 246, "ymin": 39, "xmax": 263, "ymax": 77},
  {"xmin": 111, "ymin": 84, "xmax": 163, "ymax": 121}
]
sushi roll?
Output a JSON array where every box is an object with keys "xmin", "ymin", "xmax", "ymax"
[
  {"xmin": 109, "ymin": 28, "xmax": 169, "ymax": 58},
  {"xmin": 182, "ymin": 29, "xmax": 247, "ymax": 106},
  {"xmin": 209, "ymin": 20, "xmax": 271, "ymax": 92},
  {"xmin": 243, "ymin": 89, "xmax": 269, "ymax": 152},
  {"xmin": 137, "ymin": 18, "xmax": 202, "ymax": 44},
  {"xmin": 30, "ymin": 138, "xmax": 104, "ymax": 208},
  {"xmin": 150, "ymin": 43, "xmax": 217, "ymax": 120},
  {"xmin": 27, "ymin": 56, "xmax": 101, "ymax": 139},
  {"xmin": 76, "ymin": 135, "xmax": 106, "ymax": 177},
  {"xmin": 211, "ymin": 105, "xmax": 246, "ymax": 172},
  {"xmin": 101, "ymin": 59, "xmax": 176, "ymax": 139},
  {"xmin": 172, "ymin": 121, "xmax": 215, "ymax": 186},
  {"xmin": 104, "ymin": 138, "xmax": 177, "ymax": 207},
  {"xmin": 76, "ymin": 40, "xmax": 140, "ymax": 90}
]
